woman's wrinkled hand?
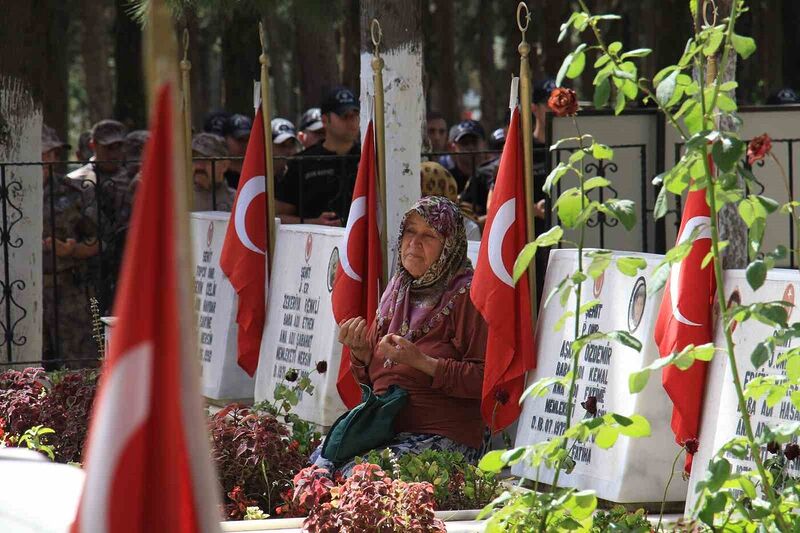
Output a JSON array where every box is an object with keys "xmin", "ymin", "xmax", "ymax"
[
  {"xmin": 338, "ymin": 317, "xmax": 371, "ymax": 365},
  {"xmin": 376, "ymin": 334, "xmax": 438, "ymax": 377}
]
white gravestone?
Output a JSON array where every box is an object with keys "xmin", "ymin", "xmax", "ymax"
[
  {"xmin": 255, "ymin": 225, "xmax": 348, "ymax": 426},
  {"xmin": 512, "ymin": 249, "xmax": 689, "ymax": 503},
  {"xmin": 686, "ymin": 269, "xmax": 800, "ymax": 512},
  {"xmin": 190, "ymin": 212, "xmax": 254, "ymax": 402}
]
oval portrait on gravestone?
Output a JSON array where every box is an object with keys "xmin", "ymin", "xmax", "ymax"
[
  {"xmin": 305, "ymin": 234, "xmax": 313, "ymax": 263},
  {"xmin": 783, "ymin": 283, "xmax": 796, "ymax": 318},
  {"xmin": 327, "ymin": 247, "xmax": 340, "ymax": 293},
  {"xmin": 206, "ymin": 221, "xmax": 214, "ymax": 249},
  {"xmin": 593, "ymin": 271, "xmax": 605, "ymax": 298},
  {"xmin": 726, "ymin": 288, "xmax": 742, "ymax": 334},
  {"xmin": 627, "ymin": 276, "xmax": 647, "ymax": 333}
]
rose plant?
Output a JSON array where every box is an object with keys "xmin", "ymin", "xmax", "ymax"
[{"xmin": 481, "ymin": 0, "xmax": 800, "ymax": 530}]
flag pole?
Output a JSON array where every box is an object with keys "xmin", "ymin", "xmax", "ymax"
[
  {"xmin": 259, "ymin": 22, "xmax": 277, "ymax": 265},
  {"xmin": 370, "ymin": 19, "xmax": 389, "ymax": 288},
  {"xmin": 180, "ymin": 29, "xmax": 194, "ymax": 211},
  {"xmin": 517, "ymin": 2, "xmax": 538, "ymax": 323}
]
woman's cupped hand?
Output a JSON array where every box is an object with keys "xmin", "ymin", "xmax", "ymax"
[{"xmin": 338, "ymin": 317, "xmax": 371, "ymax": 365}]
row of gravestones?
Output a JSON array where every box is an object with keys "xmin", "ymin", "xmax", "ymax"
[{"xmin": 110, "ymin": 211, "xmax": 798, "ymax": 509}]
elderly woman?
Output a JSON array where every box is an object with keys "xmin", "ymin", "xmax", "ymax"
[{"xmin": 314, "ymin": 196, "xmax": 488, "ymax": 473}]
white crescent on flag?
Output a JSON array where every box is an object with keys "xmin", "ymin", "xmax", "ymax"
[
  {"xmin": 488, "ymin": 198, "xmax": 515, "ymax": 288},
  {"xmin": 234, "ymin": 175, "xmax": 266, "ymax": 255},
  {"xmin": 340, "ymin": 196, "xmax": 366, "ymax": 282},
  {"xmin": 670, "ymin": 215, "xmax": 711, "ymax": 326}
]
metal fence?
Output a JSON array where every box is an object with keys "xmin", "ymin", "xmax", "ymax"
[{"xmin": 1, "ymin": 117, "xmax": 797, "ymax": 369}]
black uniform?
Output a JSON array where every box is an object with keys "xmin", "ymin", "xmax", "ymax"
[{"xmin": 276, "ymin": 141, "xmax": 360, "ymax": 223}]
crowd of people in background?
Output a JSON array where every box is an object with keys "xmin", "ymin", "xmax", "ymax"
[{"xmin": 37, "ymin": 83, "xmax": 800, "ymax": 367}]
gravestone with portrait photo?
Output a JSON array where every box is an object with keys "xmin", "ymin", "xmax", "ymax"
[
  {"xmin": 512, "ymin": 248, "xmax": 689, "ymax": 504},
  {"xmin": 190, "ymin": 212, "xmax": 255, "ymax": 401},
  {"xmin": 685, "ymin": 269, "xmax": 800, "ymax": 512},
  {"xmin": 254, "ymin": 224, "xmax": 349, "ymax": 427}
]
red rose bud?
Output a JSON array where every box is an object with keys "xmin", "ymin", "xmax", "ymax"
[
  {"xmin": 683, "ymin": 438, "xmax": 699, "ymax": 455},
  {"xmin": 316, "ymin": 361, "xmax": 328, "ymax": 374},
  {"xmin": 547, "ymin": 87, "xmax": 580, "ymax": 117},
  {"xmin": 581, "ymin": 396, "xmax": 598, "ymax": 416},
  {"xmin": 747, "ymin": 133, "xmax": 772, "ymax": 166},
  {"xmin": 784, "ymin": 443, "xmax": 800, "ymax": 461},
  {"xmin": 767, "ymin": 441, "xmax": 780, "ymax": 454},
  {"xmin": 285, "ymin": 369, "xmax": 299, "ymax": 382},
  {"xmin": 494, "ymin": 389, "xmax": 510, "ymax": 405}
]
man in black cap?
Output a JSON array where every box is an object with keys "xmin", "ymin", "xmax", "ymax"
[
  {"xmin": 67, "ymin": 119, "xmax": 128, "ymax": 185},
  {"xmin": 297, "ymin": 107, "xmax": 325, "ymax": 149},
  {"xmin": 222, "ymin": 113, "xmax": 252, "ymax": 189},
  {"xmin": 447, "ymin": 119, "xmax": 486, "ymax": 193},
  {"xmin": 272, "ymin": 118, "xmax": 302, "ymax": 178},
  {"xmin": 276, "ymin": 86, "xmax": 360, "ymax": 226}
]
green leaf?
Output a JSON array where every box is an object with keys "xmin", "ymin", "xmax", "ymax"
[
  {"xmin": 608, "ymin": 41, "xmax": 623, "ymax": 55},
  {"xmin": 716, "ymin": 93, "xmax": 737, "ymax": 113},
  {"xmin": 616, "ymin": 256, "xmax": 647, "ymax": 277},
  {"xmin": 593, "ymin": 78, "xmax": 611, "ymax": 109},
  {"xmin": 555, "ymin": 188, "xmax": 587, "ymax": 229},
  {"xmin": 579, "ymin": 299, "xmax": 601, "ymax": 315},
  {"xmin": 731, "ymin": 33, "xmax": 756, "ymax": 59},
  {"xmin": 656, "ymin": 70, "xmax": 679, "ymax": 106},
  {"xmin": 478, "ymin": 450, "xmax": 506, "ymax": 473},
  {"xmin": 750, "ymin": 340, "xmax": 772, "ymax": 369},
  {"xmin": 587, "ymin": 253, "xmax": 612, "ymax": 280},
  {"xmin": 591, "ymin": 143, "xmax": 614, "ymax": 160},
  {"xmin": 595, "ymin": 426, "xmax": 619, "ymax": 449},
  {"xmin": 568, "ymin": 149, "xmax": 586, "ymax": 164},
  {"xmin": 543, "ymin": 162, "xmax": 571, "ymax": 194},
  {"xmin": 621, "ymin": 48, "xmax": 652, "ymax": 59},
  {"xmin": 629, "ymin": 369, "xmax": 650, "ymax": 393},
  {"xmin": 618, "ymin": 414, "xmax": 651, "ymax": 437},
  {"xmin": 653, "ymin": 185, "xmax": 668, "ymax": 220},
  {"xmin": 702, "ymin": 30, "xmax": 724, "ymax": 56},
  {"xmin": 648, "ymin": 263, "xmax": 669, "ymax": 295},
  {"xmin": 558, "ymin": 12, "xmax": 579, "ymax": 43},
  {"xmin": 601, "ymin": 199, "xmax": 637, "ymax": 231},
  {"xmin": 711, "ymin": 137, "xmax": 746, "ymax": 173},
  {"xmin": 513, "ymin": 242, "xmax": 537, "ymax": 284},
  {"xmin": 746, "ymin": 260, "xmax": 767, "ymax": 291},
  {"xmin": 706, "ymin": 458, "xmax": 731, "ymax": 492},
  {"xmin": 607, "ymin": 330, "xmax": 643, "ymax": 351},
  {"xmin": 555, "ymin": 311, "xmax": 575, "ymax": 332},
  {"xmin": 583, "ymin": 176, "xmax": 611, "ymax": 191},
  {"xmin": 566, "ymin": 49, "xmax": 586, "ymax": 80},
  {"xmin": 594, "ymin": 53, "xmax": 612, "ymax": 68},
  {"xmin": 614, "ymin": 90, "xmax": 626, "ymax": 115}
]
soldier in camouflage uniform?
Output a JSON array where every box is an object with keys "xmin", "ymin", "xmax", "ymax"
[
  {"xmin": 192, "ymin": 132, "xmax": 235, "ymax": 212},
  {"xmin": 68, "ymin": 120, "xmax": 131, "ymax": 314},
  {"xmin": 42, "ymin": 125, "xmax": 98, "ymax": 368}
]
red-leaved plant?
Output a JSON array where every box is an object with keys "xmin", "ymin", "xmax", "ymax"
[
  {"xmin": 208, "ymin": 403, "xmax": 309, "ymax": 520},
  {"xmin": 0, "ymin": 368, "xmax": 97, "ymax": 463},
  {"xmin": 294, "ymin": 463, "xmax": 446, "ymax": 533}
]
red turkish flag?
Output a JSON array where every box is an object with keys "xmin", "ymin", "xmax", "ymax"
[
  {"xmin": 471, "ymin": 108, "xmax": 535, "ymax": 431},
  {"xmin": 654, "ymin": 161, "xmax": 716, "ymax": 473},
  {"xmin": 331, "ymin": 121, "xmax": 382, "ymax": 408},
  {"xmin": 71, "ymin": 84, "xmax": 220, "ymax": 533},
  {"xmin": 220, "ymin": 107, "xmax": 270, "ymax": 376}
]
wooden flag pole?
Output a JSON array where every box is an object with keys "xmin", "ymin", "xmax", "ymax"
[
  {"xmin": 371, "ymin": 19, "xmax": 389, "ymax": 287},
  {"xmin": 259, "ymin": 22, "xmax": 277, "ymax": 265},
  {"xmin": 517, "ymin": 2, "xmax": 538, "ymax": 322},
  {"xmin": 180, "ymin": 29, "xmax": 193, "ymax": 211}
]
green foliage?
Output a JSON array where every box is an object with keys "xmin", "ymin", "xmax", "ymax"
[
  {"xmin": 17, "ymin": 425, "xmax": 56, "ymax": 460},
  {"xmin": 590, "ymin": 506, "xmax": 650, "ymax": 533}
]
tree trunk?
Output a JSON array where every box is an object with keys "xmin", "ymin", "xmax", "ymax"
[
  {"xmin": 113, "ymin": 0, "xmax": 145, "ymax": 129},
  {"xmin": 293, "ymin": 2, "xmax": 340, "ymax": 111},
  {"xmin": 784, "ymin": 0, "xmax": 800, "ymax": 92},
  {"xmin": 221, "ymin": 8, "xmax": 259, "ymax": 115},
  {"xmin": 342, "ymin": 0, "xmax": 361, "ymax": 98},
  {"xmin": 708, "ymin": 0, "xmax": 747, "ymax": 269},
  {"xmin": 360, "ymin": 0, "xmax": 424, "ymax": 264},
  {"xmin": 80, "ymin": 0, "xmax": 115, "ymax": 124},
  {"xmin": 0, "ymin": 2, "xmax": 45, "ymax": 364},
  {"xmin": 478, "ymin": 0, "xmax": 498, "ymax": 128},
  {"xmin": 433, "ymin": 0, "xmax": 458, "ymax": 125},
  {"xmin": 42, "ymin": 0, "xmax": 70, "ymax": 139}
]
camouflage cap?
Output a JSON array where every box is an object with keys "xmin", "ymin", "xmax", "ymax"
[
  {"xmin": 125, "ymin": 130, "xmax": 151, "ymax": 158},
  {"xmin": 42, "ymin": 124, "xmax": 70, "ymax": 151},
  {"xmin": 91, "ymin": 119, "xmax": 127, "ymax": 145},
  {"xmin": 192, "ymin": 132, "xmax": 228, "ymax": 157}
]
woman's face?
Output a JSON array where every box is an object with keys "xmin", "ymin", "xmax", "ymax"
[{"xmin": 400, "ymin": 212, "xmax": 444, "ymax": 278}]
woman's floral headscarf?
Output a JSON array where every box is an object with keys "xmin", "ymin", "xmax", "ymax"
[{"xmin": 376, "ymin": 196, "xmax": 472, "ymax": 340}]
